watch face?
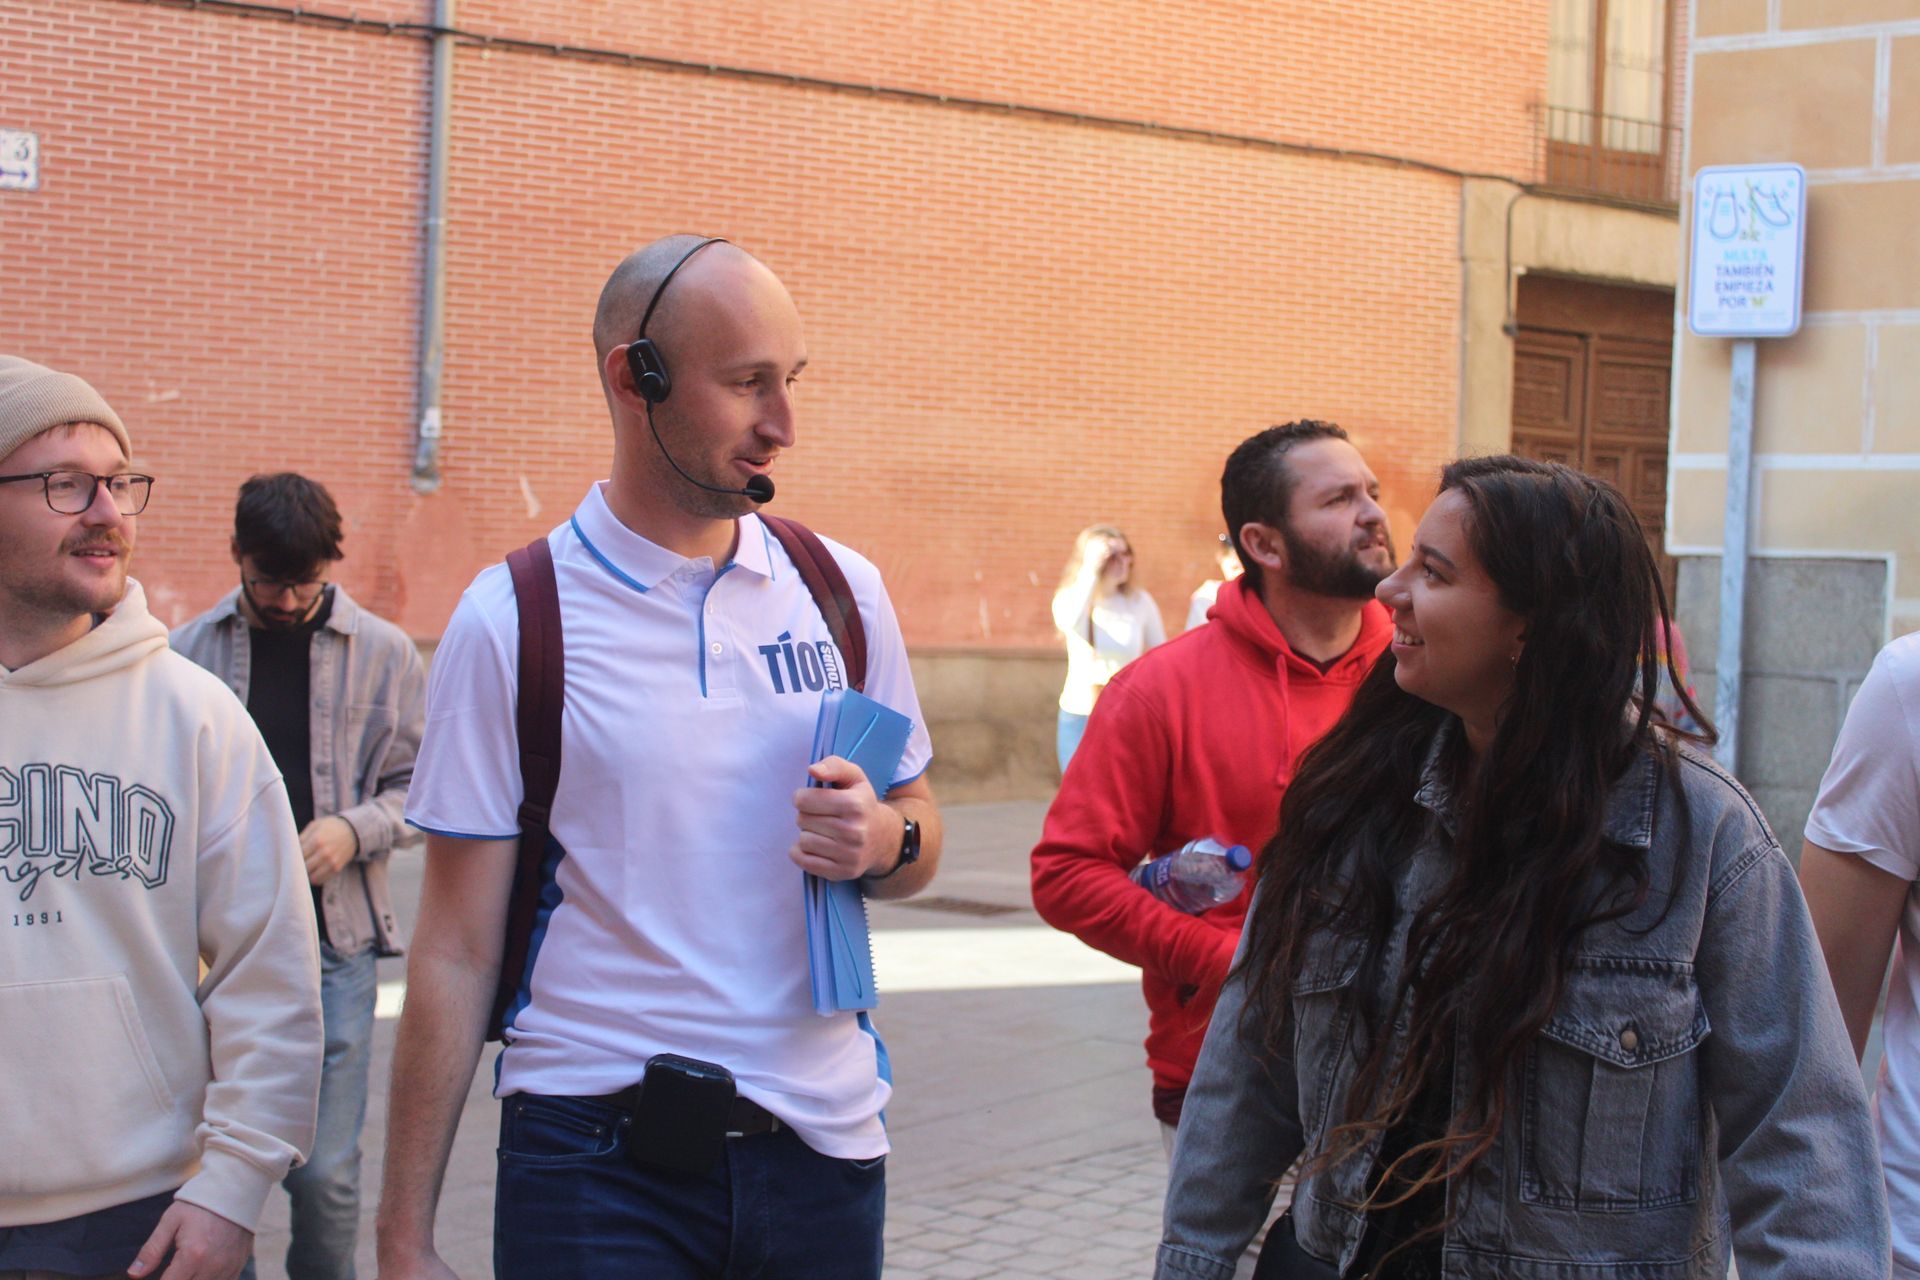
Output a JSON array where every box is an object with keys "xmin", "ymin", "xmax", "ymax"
[{"xmin": 900, "ymin": 817, "xmax": 921, "ymax": 865}]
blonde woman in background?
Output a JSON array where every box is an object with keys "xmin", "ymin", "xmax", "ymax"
[{"xmin": 1052, "ymin": 524, "xmax": 1165, "ymax": 771}]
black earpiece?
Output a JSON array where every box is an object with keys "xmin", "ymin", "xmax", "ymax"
[{"xmin": 627, "ymin": 338, "xmax": 671, "ymax": 404}]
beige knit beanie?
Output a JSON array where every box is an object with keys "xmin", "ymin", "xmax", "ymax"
[{"xmin": 0, "ymin": 356, "xmax": 131, "ymax": 465}]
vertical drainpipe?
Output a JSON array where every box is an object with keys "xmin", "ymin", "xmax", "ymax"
[{"xmin": 411, "ymin": 0, "xmax": 454, "ymax": 494}]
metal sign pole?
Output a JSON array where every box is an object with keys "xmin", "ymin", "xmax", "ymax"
[{"xmin": 1713, "ymin": 338, "xmax": 1757, "ymax": 772}]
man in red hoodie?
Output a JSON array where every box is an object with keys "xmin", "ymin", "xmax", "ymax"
[{"xmin": 1031, "ymin": 421, "xmax": 1395, "ymax": 1153}]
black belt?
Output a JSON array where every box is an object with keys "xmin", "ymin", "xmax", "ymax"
[{"xmin": 594, "ymin": 1085, "xmax": 782, "ymax": 1137}]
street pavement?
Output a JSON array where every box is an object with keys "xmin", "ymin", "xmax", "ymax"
[{"xmin": 253, "ymin": 799, "xmax": 1180, "ymax": 1279}]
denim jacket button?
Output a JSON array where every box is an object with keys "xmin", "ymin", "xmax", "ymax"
[{"xmin": 1619, "ymin": 1026, "xmax": 1640, "ymax": 1053}]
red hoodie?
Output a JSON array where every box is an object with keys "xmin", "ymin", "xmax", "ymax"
[{"xmin": 1030, "ymin": 576, "xmax": 1391, "ymax": 1121}]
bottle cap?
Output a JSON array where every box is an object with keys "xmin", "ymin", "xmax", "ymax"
[{"xmin": 1225, "ymin": 845, "xmax": 1252, "ymax": 872}]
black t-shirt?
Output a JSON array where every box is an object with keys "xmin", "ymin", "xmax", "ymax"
[
  {"xmin": 247, "ymin": 590, "xmax": 334, "ymax": 944},
  {"xmin": 1350, "ymin": 1056, "xmax": 1451, "ymax": 1279}
]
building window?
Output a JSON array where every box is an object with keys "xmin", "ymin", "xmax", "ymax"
[{"xmin": 1545, "ymin": 0, "xmax": 1675, "ymax": 201}]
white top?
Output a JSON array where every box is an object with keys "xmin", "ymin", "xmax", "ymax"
[
  {"xmin": 405, "ymin": 484, "xmax": 932, "ymax": 1159},
  {"xmin": 1052, "ymin": 584, "xmax": 1165, "ymax": 715},
  {"xmin": 1185, "ymin": 579, "xmax": 1224, "ymax": 632},
  {"xmin": 1805, "ymin": 632, "xmax": 1920, "ymax": 1276}
]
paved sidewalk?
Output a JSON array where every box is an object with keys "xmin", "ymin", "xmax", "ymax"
[
  {"xmin": 884, "ymin": 1142, "xmax": 1167, "ymax": 1280},
  {"xmin": 253, "ymin": 799, "xmax": 1187, "ymax": 1279}
]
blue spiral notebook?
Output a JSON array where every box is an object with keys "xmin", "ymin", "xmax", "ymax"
[{"xmin": 805, "ymin": 688, "xmax": 914, "ymax": 1015}]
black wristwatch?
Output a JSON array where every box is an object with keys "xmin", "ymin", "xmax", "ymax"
[{"xmin": 870, "ymin": 816, "xmax": 921, "ymax": 880}]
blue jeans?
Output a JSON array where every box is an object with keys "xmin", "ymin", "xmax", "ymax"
[
  {"xmin": 493, "ymin": 1094, "xmax": 886, "ymax": 1280},
  {"xmin": 1056, "ymin": 710, "xmax": 1091, "ymax": 772},
  {"xmin": 278, "ymin": 943, "xmax": 377, "ymax": 1280}
]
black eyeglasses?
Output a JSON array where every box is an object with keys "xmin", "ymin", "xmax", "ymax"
[
  {"xmin": 244, "ymin": 576, "xmax": 329, "ymax": 605},
  {"xmin": 0, "ymin": 470, "xmax": 154, "ymax": 515}
]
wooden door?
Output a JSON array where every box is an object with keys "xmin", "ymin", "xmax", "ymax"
[
  {"xmin": 1585, "ymin": 337, "xmax": 1674, "ymax": 596},
  {"xmin": 1512, "ymin": 326, "xmax": 1677, "ymax": 601}
]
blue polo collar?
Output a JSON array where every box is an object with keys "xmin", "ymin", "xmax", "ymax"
[{"xmin": 569, "ymin": 482, "xmax": 775, "ymax": 594}]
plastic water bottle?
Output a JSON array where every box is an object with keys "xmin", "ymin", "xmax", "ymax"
[{"xmin": 1129, "ymin": 838, "xmax": 1253, "ymax": 913}]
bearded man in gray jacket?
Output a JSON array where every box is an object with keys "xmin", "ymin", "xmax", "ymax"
[{"xmin": 174, "ymin": 472, "xmax": 425, "ymax": 1280}]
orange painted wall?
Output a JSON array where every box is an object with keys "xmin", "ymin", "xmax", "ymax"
[{"xmin": 2, "ymin": 0, "xmax": 1550, "ymax": 646}]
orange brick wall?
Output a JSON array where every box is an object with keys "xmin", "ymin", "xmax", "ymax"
[
  {"xmin": 0, "ymin": 0, "xmax": 430, "ymax": 626},
  {"xmin": 465, "ymin": 0, "xmax": 1544, "ymax": 181},
  {"xmin": 3, "ymin": 0, "xmax": 1550, "ymax": 647}
]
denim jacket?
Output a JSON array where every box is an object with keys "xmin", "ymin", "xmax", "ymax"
[
  {"xmin": 1158, "ymin": 731, "xmax": 1890, "ymax": 1279},
  {"xmin": 171, "ymin": 584, "xmax": 425, "ymax": 956}
]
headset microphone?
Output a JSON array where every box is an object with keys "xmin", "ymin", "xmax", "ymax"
[{"xmin": 644, "ymin": 407, "xmax": 777, "ymax": 504}]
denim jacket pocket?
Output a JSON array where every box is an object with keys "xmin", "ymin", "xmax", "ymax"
[
  {"xmin": 1520, "ymin": 960, "xmax": 1710, "ymax": 1213},
  {"xmin": 1290, "ymin": 935, "xmax": 1366, "ymax": 1148}
]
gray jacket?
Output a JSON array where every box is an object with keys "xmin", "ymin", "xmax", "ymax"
[
  {"xmin": 172, "ymin": 584, "xmax": 424, "ymax": 956},
  {"xmin": 1158, "ymin": 733, "xmax": 1890, "ymax": 1279}
]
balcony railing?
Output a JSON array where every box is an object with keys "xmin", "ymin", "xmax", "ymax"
[{"xmin": 1538, "ymin": 104, "xmax": 1682, "ymax": 208}]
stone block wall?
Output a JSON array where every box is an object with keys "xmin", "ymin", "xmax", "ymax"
[
  {"xmin": 1673, "ymin": 555, "xmax": 1887, "ymax": 855},
  {"xmin": 1673, "ymin": 1, "xmax": 1920, "ymax": 650},
  {"xmin": 908, "ymin": 649, "xmax": 1064, "ymax": 804}
]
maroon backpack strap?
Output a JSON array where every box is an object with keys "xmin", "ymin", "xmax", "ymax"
[
  {"xmin": 494, "ymin": 536, "xmax": 564, "ymax": 1042},
  {"xmin": 761, "ymin": 515, "xmax": 868, "ymax": 693}
]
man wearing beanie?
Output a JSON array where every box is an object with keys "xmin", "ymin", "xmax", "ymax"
[{"xmin": 0, "ymin": 356, "xmax": 323, "ymax": 1280}]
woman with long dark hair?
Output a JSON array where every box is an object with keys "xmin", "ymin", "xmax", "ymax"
[{"xmin": 1156, "ymin": 456, "xmax": 1887, "ymax": 1279}]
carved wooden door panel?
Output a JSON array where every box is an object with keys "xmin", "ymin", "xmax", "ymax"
[
  {"xmin": 1587, "ymin": 337, "xmax": 1673, "ymax": 598},
  {"xmin": 1512, "ymin": 329, "xmax": 1677, "ymax": 601},
  {"xmin": 1512, "ymin": 331, "xmax": 1585, "ymax": 467}
]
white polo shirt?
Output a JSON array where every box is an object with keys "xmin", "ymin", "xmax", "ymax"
[
  {"xmin": 1805, "ymin": 632, "xmax": 1920, "ymax": 1276},
  {"xmin": 406, "ymin": 483, "xmax": 932, "ymax": 1159}
]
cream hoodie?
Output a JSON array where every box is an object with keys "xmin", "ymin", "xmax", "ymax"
[{"xmin": 0, "ymin": 580, "xmax": 321, "ymax": 1230}]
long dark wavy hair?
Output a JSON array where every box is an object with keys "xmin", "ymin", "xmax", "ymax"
[{"xmin": 1237, "ymin": 455, "xmax": 1712, "ymax": 1249}]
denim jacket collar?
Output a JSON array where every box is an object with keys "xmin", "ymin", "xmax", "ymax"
[{"xmin": 1410, "ymin": 718, "xmax": 1660, "ymax": 850}]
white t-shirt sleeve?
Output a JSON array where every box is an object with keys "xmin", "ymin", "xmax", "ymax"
[
  {"xmin": 405, "ymin": 571, "xmax": 525, "ymax": 841},
  {"xmin": 1140, "ymin": 590, "xmax": 1167, "ymax": 651},
  {"xmin": 1805, "ymin": 635, "xmax": 1920, "ymax": 882},
  {"xmin": 857, "ymin": 566, "xmax": 933, "ymax": 789}
]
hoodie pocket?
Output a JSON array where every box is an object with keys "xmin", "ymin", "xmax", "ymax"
[{"xmin": 0, "ymin": 974, "xmax": 178, "ymax": 1195}]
